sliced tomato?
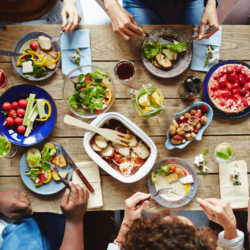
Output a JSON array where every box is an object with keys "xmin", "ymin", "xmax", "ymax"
[
  {"xmin": 79, "ymin": 87, "xmax": 86, "ymax": 91},
  {"xmin": 175, "ymin": 169, "xmax": 181, "ymax": 175},
  {"xmin": 85, "ymin": 76, "xmax": 92, "ymax": 82},
  {"xmin": 169, "ymin": 164, "xmax": 176, "ymax": 172},
  {"xmin": 105, "ymin": 90, "xmax": 111, "ymax": 99},
  {"xmin": 39, "ymin": 173, "xmax": 47, "ymax": 181},
  {"xmin": 182, "ymin": 170, "xmax": 187, "ymax": 177},
  {"xmin": 95, "ymin": 109, "xmax": 102, "ymax": 115}
]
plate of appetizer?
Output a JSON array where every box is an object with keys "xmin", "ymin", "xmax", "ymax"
[
  {"xmin": 148, "ymin": 158, "xmax": 198, "ymax": 208},
  {"xmin": 63, "ymin": 65, "xmax": 115, "ymax": 119},
  {"xmin": 165, "ymin": 102, "xmax": 213, "ymax": 150},
  {"xmin": 12, "ymin": 32, "xmax": 61, "ymax": 81},
  {"xmin": 84, "ymin": 112, "xmax": 157, "ymax": 183},
  {"xmin": 20, "ymin": 142, "xmax": 73, "ymax": 195},
  {"xmin": 204, "ymin": 60, "xmax": 250, "ymax": 118},
  {"xmin": 0, "ymin": 84, "xmax": 57, "ymax": 146},
  {"xmin": 141, "ymin": 27, "xmax": 192, "ymax": 78}
]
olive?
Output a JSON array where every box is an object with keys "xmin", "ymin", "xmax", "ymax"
[{"xmin": 74, "ymin": 83, "xmax": 82, "ymax": 91}]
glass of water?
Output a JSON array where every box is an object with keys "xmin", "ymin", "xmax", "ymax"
[{"xmin": 211, "ymin": 142, "xmax": 235, "ymax": 164}]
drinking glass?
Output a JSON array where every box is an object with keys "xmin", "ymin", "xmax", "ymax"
[
  {"xmin": 0, "ymin": 69, "xmax": 14, "ymax": 93},
  {"xmin": 114, "ymin": 60, "xmax": 135, "ymax": 86},
  {"xmin": 0, "ymin": 135, "xmax": 18, "ymax": 158},
  {"xmin": 210, "ymin": 142, "xmax": 235, "ymax": 164}
]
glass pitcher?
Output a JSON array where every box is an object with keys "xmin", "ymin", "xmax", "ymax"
[{"xmin": 127, "ymin": 84, "xmax": 165, "ymax": 119}]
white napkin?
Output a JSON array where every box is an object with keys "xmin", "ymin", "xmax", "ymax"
[
  {"xmin": 219, "ymin": 160, "xmax": 249, "ymax": 209},
  {"xmin": 72, "ymin": 161, "xmax": 103, "ymax": 209}
]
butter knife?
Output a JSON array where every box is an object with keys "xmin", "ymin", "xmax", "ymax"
[
  {"xmin": 60, "ymin": 144, "xmax": 95, "ymax": 193},
  {"xmin": 0, "ymin": 50, "xmax": 23, "ymax": 57}
]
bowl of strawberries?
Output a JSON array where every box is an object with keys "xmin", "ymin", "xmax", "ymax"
[{"xmin": 165, "ymin": 102, "xmax": 213, "ymax": 150}]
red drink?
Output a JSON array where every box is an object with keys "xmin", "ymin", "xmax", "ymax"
[
  {"xmin": 0, "ymin": 70, "xmax": 7, "ymax": 88},
  {"xmin": 116, "ymin": 63, "xmax": 134, "ymax": 80}
]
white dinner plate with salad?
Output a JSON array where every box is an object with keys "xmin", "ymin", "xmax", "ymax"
[{"xmin": 141, "ymin": 27, "xmax": 192, "ymax": 79}]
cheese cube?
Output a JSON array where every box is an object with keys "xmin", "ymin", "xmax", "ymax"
[
  {"xmin": 179, "ymin": 175, "xmax": 194, "ymax": 184},
  {"xmin": 22, "ymin": 61, "xmax": 33, "ymax": 74}
]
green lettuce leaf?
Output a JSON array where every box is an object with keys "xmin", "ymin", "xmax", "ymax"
[
  {"xmin": 151, "ymin": 172, "xmax": 158, "ymax": 184},
  {"xmin": 143, "ymin": 43, "xmax": 160, "ymax": 59},
  {"xmin": 163, "ymin": 42, "xmax": 190, "ymax": 53},
  {"xmin": 27, "ymin": 154, "xmax": 41, "ymax": 166}
]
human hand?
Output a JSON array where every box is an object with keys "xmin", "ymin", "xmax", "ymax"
[
  {"xmin": 193, "ymin": 0, "xmax": 219, "ymax": 41},
  {"xmin": 60, "ymin": 182, "xmax": 89, "ymax": 224},
  {"xmin": 197, "ymin": 198, "xmax": 238, "ymax": 239},
  {"xmin": 123, "ymin": 192, "xmax": 151, "ymax": 225},
  {"xmin": 61, "ymin": 0, "xmax": 82, "ymax": 33},
  {"xmin": 0, "ymin": 190, "xmax": 32, "ymax": 219},
  {"xmin": 104, "ymin": 0, "xmax": 145, "ymax": 41}
]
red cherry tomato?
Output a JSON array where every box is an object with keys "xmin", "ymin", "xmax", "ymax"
[
  {"xmin": 14, "ymin": 117, "xmax": 23, "ymax": 126},
  {"xmin": 175, "ymin": 169, "xmax": 181, "ymax": 175},
  {"xmin": 18, "ymin": 99, "xmax": 28, "ymax": 109},
  {"xmin": 2, "ymin": 102, "xmax": 11, "ymax": 111},
  {"xmin": 11, "ymin": 102, "xmax": 19, "ymax": 110},
  {"xmin": 79, "ymin": 87, "xmax": 86, "ymax": 91},
  {"xmin": 17, "ymin": 125, "xmax": 26, "ymax": 134},
  {"xmin": 182, "ymin": 170, "xmax": 187, "ymax": 177},
  {"xmin": 16, "ymin": 108, "xmax": 25, "ymax": 118},
  {"xmin": 85, "ymin": 76, "xmax": 92, "ymax": 82},
  {"xmin": 4, "ymin": 117, "xmax": 15, "ymax": 127},
  {"xmin": 30, "ymin": 42, "xmax": 38, "ymax": 52},
  {"xmin": 169, "ymin": 165, "xmax": 176, "ymax": 172},
  {"xmin": 8, "ymin": 109, "xmax": 17, "ymax": 118},
  {"xmin": 95, "ymin": 109, "xmax": 102, "ymax": 115}
]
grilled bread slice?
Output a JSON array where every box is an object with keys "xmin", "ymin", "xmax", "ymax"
[
  {"xmin": 38, "ymin": 36, "xmax": 52, "ymax": 51},
  {"xmin": 155, "ymin": 54, "xmax": 172, "ymax": 69},
  {"xmin": 162, "ymin": 49, "xmax": 178, "ymax": 61},
  {"xmin": 52, "ymin": 155, "xmax": 67, "ymax": 167},
  {"xmin": 44, "ymin": 54, "xmax": 56, "ymax": 70}
]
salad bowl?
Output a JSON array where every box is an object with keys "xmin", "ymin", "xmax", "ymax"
[
  {"xmin": 0, "ymin": 84, "xmax": 57, "ymax": 146},
  {"xmin": 165, "ymin": 102, "xmax": 213, "ymax": 150},
  {"xmin": 62, "ymin": 65, "xmax": 115, "ymax": 119}
]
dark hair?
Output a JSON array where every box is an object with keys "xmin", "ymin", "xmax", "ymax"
[{"xmin": 121, "ymin": 213, "xmax": 212, "ymax": 250}]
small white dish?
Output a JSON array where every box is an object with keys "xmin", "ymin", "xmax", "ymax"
[
  {"xmin": 84, "ymin": 112, "xmax": 157, "ymax": 183},
  {"xmin": 165, "ymin": 101, "xmax": 213, "ymax": 150}
]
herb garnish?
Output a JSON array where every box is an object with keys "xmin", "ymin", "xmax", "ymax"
[{"xmin": 204, "ymin": 45, "xmax": 214, "ymax": 68}]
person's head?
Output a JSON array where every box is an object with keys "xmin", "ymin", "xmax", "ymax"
[{"xmin": 121, "ymin": 213, "xmax": 212, "ymax": 250}]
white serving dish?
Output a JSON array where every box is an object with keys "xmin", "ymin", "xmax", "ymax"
[{"xmin": 84, "ymin": 112, "xmax": 157, "ymax": 183}]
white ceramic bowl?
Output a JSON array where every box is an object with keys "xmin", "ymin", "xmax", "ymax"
[{"xmin": 84, "ymin": 112, "xmax": 157, "ymax": 183}]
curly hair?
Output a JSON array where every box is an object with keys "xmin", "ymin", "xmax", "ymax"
[{"xmin": 121, "ymin": 213, "xmax": 212, "ymax": 250}]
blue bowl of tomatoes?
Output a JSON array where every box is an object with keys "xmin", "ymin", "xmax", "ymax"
[{"xmin": 0, "ymin": 84, "xmax": 57, "ymax": 146}]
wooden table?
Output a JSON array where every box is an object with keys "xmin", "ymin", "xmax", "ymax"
[{"xmin": 1, "ymin": 24, "xmax": 250, "ymax": 213}]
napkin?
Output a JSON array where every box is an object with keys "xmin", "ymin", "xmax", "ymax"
[
  {"xmin": 72, "ymin": 161, "xmax": 103, "ymax": 209},
  {"xmin": 60, "ymin": 29, "xmax": 92, "ymax": 77},
  {"xmin": 219, "ymin": 160, "xmax": 249, "ymax": 209},
  {"xmin": 191, "ymin": 24, "xmax": 222, "ymax": 72}
]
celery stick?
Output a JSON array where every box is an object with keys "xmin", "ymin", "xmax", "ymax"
[
  {"xmin": 36, "ymin": 99, "xmax": 46, "ymax": 119},
  {"xmin": 23, "ymin": 94, "xmax": 36, "ymax": 126},
  {"xmin": 30, "ymin": 108, "xmax": 38, "ymax": 122},
  {"xmin": 28, "ymin": 104, "xmax": 37, "ymax": 120},
  {"xmin": 24, "ymin": 120, "xmax": 34, "ymax": 137}
]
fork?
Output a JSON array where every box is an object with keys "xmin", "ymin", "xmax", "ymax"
[
  {"xmin": 63, "ymin": 115, "xmax": 130, "ymax": 146},
  {"xmin": 51, "ymin": 29, "xmax": 65, "ymax": 43}
]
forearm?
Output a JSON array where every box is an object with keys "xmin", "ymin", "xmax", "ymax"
[
  {"xmin": 103, "ymin": 0, "xmax": 118, "ymax": 12},
  {"xmin": 115, "ymin": 219, "xmax": 131, "ymax": 245},
  {"xmin": 60, "ymin": 221, "xmax": 84, "ymax": 250},
  {"xmin": 224, "ymin": 225, "xmax": 238, "ymax": 240}
]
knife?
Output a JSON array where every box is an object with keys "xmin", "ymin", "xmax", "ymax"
[
  {"xmin": 44, "ymin": 161, "xmax": 70, "ymax": 188},
  {"xmin": 60, "ymin": 144, "xmax": 95, "ymax": 193},
  {"xmin": 0, "ymin": 50, "xmax": 23, "ymax": 57},
  {"xmin": 145, "ymin": 33, "xmax": 174, "ymax": 45}
]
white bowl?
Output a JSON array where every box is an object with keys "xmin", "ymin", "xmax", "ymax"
[{"xmin": 84, "ymin": 112, "xmax": 157, "ymax": 183}]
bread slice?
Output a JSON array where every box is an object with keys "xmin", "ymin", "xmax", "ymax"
[
  {"xmin": 44, "ymin": 54, "xmax": 56, "ymax": 70},
  {"xmin": 52, "ymin": 171, "xmax": 68, "ymax": 181},
  {"xmin": 47, "ymin": 51, "xmax": 58, "ymax": 59},
  {"xmin": 26, "ymin": 148, "xmax": 41, "ymax": 168},
  {"xmin": 153, "ymin": 59, "xmax": 163, "ymax": 69},
  {"xmin": 41, "ymin": 142, "xmax": 56, "ymax": 162},
  {"xmin": 162, "ymin": 49, "xmax": 178, "ymax": 61},
  {"xmin": 166, "ymin": 173, "xmax": 179, "ymax": 184},
  {"xmin": 155, "ymin": 54, "xmax": 172, "ymax": 69},
  {"xmin": 52, "ymin": 155, "xmax": 67, "ymax": 167},
  {"xmin": 38, "ymin": 36, "xmax": 52, "ymax": 51},
  {"xmin": 39, "ymin": 51, "xmax": 46, "ymax": 58}
]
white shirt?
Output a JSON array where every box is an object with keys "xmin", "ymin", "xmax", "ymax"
[{"xmin": 107, "ymin": 230, "xmax": 244, "ymax": 250}]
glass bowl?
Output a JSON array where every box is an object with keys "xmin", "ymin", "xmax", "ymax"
[{"xmin": 62, "ymin": 65, "xmax": 115, "ymax": 119}]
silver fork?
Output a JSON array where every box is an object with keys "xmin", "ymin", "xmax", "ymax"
[{"xmin": 51, "ymin": 29, "xmax": 65, "ymax": 43}]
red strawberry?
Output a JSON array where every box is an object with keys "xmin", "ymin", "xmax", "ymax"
[
  {"xmin": 226, "ymin": 66, "xmax": 234, "ymax": 74},
  {"xmin": 211, "ymin": 83, "xmax": 219, "ymax": 91},
  {"xmin": 173, "ymin": 134, "xmax": 185, "ymax": 141},
  {"xmin": 242, "ymin": 98, "xmax": 248, "ymax": 107},
  {"xmin": 214, "ymin": 91, "xmax": 221, "ymax": 98},
  {"xmin": 245, "ymin": 83, "xmax": 250, "ymax": 90},
  {"xmin": 193, "ymin": 128, "xmax": 199, "ymax": 134},
  {"xmin": 234, "ymin": 64, "xmax": 242, "ymax": 73},
  {"xmin": 218, "ymin": 77, "xmax": 227, "ymax": 89},
  {"xmin": 194, "ymin": 113, "xmax": 199, "ymax": 119},
  {"xmin": 221, "ymin": 91, "xmax": 230, "ymax": 100},
  {"xmin": 233, "ymin": 83, "xmax": 239, "ymax": 89},
  {"xmin": 238, "ymin": 77, "xmax": 246, "ymax": 87},
  {"xmin": 239, "ymin": 88, "xmax": 247, "ymax": 97},
  {"xmin": 232, "ymin": 88, "xmax": 239, "ymax": 95},
  {"xmin": 194, "ymin": 106, "xmax": 199, "ymax": 110},
  {"xmin": 227, "ymin": 83, "xmax": 233, "ymax": 91},
  {"xmin": 220, "ymin": 99, "xmax": 226, "ymax": 106},
  {"xmin": 227, "ymin": 73, "xmax": 237, "ymax": 83},
  {"xmin": 182, "ymin": 119, "xmax": 188, "ymax": 123},
  {"xmin": 201, "ymin": 105, "xmax": 208, "ymax": 114},
  {"xmin": 242, "ymin": 69, "xmax": 248, "ymax": 77}
]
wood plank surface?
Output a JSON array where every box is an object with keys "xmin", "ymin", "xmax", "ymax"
[
  {"xmin": 0, "ymin": 174, "xmax": 225, "ymax": 212},
  {"xmin": 1, "ymin": 25, "xmax": 250, "ymax": 62},
  {"xmin": 1, "ymin": 136, "xmax": 250, "ymax": 177}
]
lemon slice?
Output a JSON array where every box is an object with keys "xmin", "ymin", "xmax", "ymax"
[
  {"xmin": 142, "ymin": 107, "xmax": 151, "ymax": 112},
  {"xmin": 150, "ymin": 91, "xmax": 161, "ymax": 106},
  {"xmin": 139, "ymin": 94, "xmax": 150, "ymax": 106},
  {"xmin": 216, "ymin": 143, "xmax": 231, "ymax": 155}
]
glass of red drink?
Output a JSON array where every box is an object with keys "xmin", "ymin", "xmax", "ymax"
[
  {"xmin": 114, "ymin": 60, "xmax": 136, "ymax": 86},
  {"xmin": 0, "ymin": 69, "xmax": 7, "ymax": 88}
]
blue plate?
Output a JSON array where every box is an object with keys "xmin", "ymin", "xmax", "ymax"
[
  {"xmin": 0, "ymin": 84, "xmax": 57, "ymax": 146},
  {"xmin": 12, "ymin": 31, "xmax": 60, "ymax": 81},
  {"xmin": 20, "ymin": 142, "xmax": 73, "ymax": 195},
  {"xmin": 203, "ymin": 60, "xmax": 250, "ymax": 118},
  {"xmin": 148, "ymin": 158, "xmax": 198, "ymax": 209},
  {"xmin": 165, "ymin": 101, "xmax": 213, "ymax": 150}
]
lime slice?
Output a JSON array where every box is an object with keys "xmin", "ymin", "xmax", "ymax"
[
  {"xmin": 139, "ymin": 94, "xmax": 150, "ymax": 106},
  {"xmin": 150, "ymin": 91, "xmax": 161, "ymax": 106}
]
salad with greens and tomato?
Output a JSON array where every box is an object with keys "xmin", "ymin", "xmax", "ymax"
[{"xmin": 68, "ymin": 71, "xmax": 112, "ymax": 115}]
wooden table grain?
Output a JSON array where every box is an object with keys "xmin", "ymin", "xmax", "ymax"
[{"xmin": 1, "ymin": 24, "xmax": 250, "ymax": 213}]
